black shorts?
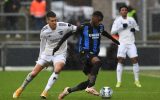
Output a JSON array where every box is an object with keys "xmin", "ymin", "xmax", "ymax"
[{"xmin": 79, "ymin": 51, "xmax": 98, "ymax": 75}]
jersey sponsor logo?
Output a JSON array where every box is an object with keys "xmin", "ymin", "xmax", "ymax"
[{"xmin": 89, "ymin": 33, "xmax": 100, "ymax": 39}]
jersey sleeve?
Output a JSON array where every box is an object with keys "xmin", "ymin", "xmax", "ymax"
[
  {"xmin": 39, "ymin": 37, "xmax": 46, "ymax": 57},
  {"xmin": 67, "ymin": 23, "xmax": 77, "ymax": 32},
  {"xmin": 40, "ymin": 26, "xmax": 48, "ymax": 39},
  {"xmin": 132, "ymin": 18, "xmax": 139, "ymax": 31},
  {"xmin": 58, "ymin": 22, "xmax": 77, "ymax": 33},
  {"xmin": 38, "ymin": 27, "xmax": 47, "ymax": 57}
]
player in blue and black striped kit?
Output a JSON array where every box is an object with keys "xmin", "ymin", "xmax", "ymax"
[{"xmin": 53, "ymin": 11, "xmax": 120, "ymax": 100}]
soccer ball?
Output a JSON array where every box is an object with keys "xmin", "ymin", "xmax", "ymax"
[{"xmin": 100, "ymin": 86, "xmax": 113, "ymax": 99}]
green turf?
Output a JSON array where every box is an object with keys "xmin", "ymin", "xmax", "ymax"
[{"xmin": 0, "ymin": 70, "xmax": 160, "ymax": 100}]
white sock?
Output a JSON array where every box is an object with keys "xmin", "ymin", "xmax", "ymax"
[
  {"xmin": 44, "ymin": 72, "xmax": 58, "ymax": 91},
  {"xmin": 116, "ymin": 63, "xmax": 123, "ymax": 82},
  {"xmin": 133, "ymin": 63, "xmax": 140, "ymax": 81}
]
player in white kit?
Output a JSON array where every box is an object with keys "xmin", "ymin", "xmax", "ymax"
[
  {"xmin": 13, "ymin": 11, "xmax": 77, "ymax": 99},
  {"xmin": 111, "ymin": 5, "xmax": 141, "ymax": 88}
]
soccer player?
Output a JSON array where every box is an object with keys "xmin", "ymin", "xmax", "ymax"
[
  {"xmin": 12, "ymin": 11, "xmax": 77, "ymax": 99},
  {"xmin": 111, "ymin": 5, "xmax": 141, "ymax": 88},
  {"xmin": 52, "ymin": 11, "xmax": 120, "ymax": 100}
]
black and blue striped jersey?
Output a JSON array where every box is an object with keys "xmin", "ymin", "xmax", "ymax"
[
  {"xmin": 78, "ymin": 23, "xmax": 104, "ymax": 55},
  {"xmin": 53, "ymin": 22, "xmax": 120, "ymax": 56}
]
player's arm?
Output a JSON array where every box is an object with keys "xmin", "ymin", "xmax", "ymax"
[
  {"xmin": 53, "ymin": 26, "xmax": 82, "ymax": 55},
  {"xmin": 102, "ymin": 30, "xmax": 120, "ymax": 45},
  {"xmin": 130, "ymin": 18, "xmax": 139, "ymax": 33},
  {"xmin": 39, "ymin": 32, "xmax": 47, "ymax": 58}
]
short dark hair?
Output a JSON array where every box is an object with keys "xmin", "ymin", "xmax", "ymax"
[
  {"xmin": 46, "ymin": 11, "xmax": 56, "ymax": 18},
  {"xmin": 119, "ymin": 5, "xmax": 128, "ymax": 12},
  {"xmin": 92, "ymin": 11, "xmax": 104, "ymax": 21}
]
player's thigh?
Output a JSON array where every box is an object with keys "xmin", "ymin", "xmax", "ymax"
[
  {"xmin": 36, "ymin": 54, "xmax": 52, "ymax": 68},
  {"xmin": 127, "ymin": 44, "xmax": 138, "ymax": 58},
  {"xmin": 52, "ymin": 53, "xmax": 66, "ymax": 72},
  {"xmin": 117, "ymin": 44, "xmax": 127, "ymax": 58}
]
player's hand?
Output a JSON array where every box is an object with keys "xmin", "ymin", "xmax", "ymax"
[
  {"xmin": 130, "ymin": 28, "xmax": 136, "ymax": 33},
  {"xmin": 52, "ymin": 46, "xmax": 60, "ymax": 55},
  {"xmin": 123, "ymin": 23, "xmax": 128, "ymax": 29}
]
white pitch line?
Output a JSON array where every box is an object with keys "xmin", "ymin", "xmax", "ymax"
[{"xmin": 140, "ymin": 74, "xmax": 160, "ymax": 78}]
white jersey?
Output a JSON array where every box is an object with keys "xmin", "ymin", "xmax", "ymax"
[
  {"xmin": 39, "ymin": 22, "xmax": 77, "ymax": 56},
  {"xmin": 111, "ymin": 16, "xmax": 139, "ymax": 44}
]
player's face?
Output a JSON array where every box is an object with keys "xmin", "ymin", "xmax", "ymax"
[
  {"xmin": 47, "ymin": 17, "xmax": 57, "ymax": 30},
  {"xmin": 120, "ymin": 7, "xmax": 128, "ymax": 18},
  {"xmin": 91, "ymin": 16, "xmax": 101, "ymax": 26}
]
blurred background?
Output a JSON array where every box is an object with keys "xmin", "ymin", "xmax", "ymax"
[{"xmin": 0, "ymin": 0, "xmax": 160, "ymax": 71}]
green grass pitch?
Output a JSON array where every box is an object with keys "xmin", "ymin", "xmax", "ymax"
[{"xmin": 0, "ymin": 70, "xmax": 160, "ymax": 100}]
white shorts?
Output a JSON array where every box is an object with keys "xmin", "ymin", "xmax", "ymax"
[
  {"xmin": 117, "ymin": 44, "xmax": 138, "ymax": 58},
  {"xmin": 36, "ymin": 53, "xmax": 67, "ymax": 67}
]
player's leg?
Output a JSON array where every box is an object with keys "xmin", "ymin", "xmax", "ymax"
[
  {"xmin": 13, "ymin": 54, "xmax": 50, "ymax": 98},
  {"xmin": 116, "ymin": 44, "xmax": 126, "ymax": 87},
  {"xmin": 13, "ymin": 64, "xmax": 44, "ymax": 98},
  {"xmin": 41, "ymin": 54, "xmax": 66, "ymax": 99},
  {"xmin": 128, "ymin": 44, "xmax": 141, "ymax": 87},
  {"xmin": 85, "ymin": 56, "xmax": 101, "ymax": 96},
  {"xmin": 116, "ymin": 57, "xmax": 125, "ymax": 87}
]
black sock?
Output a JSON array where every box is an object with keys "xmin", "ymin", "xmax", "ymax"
[{"xmin": 68, "ymin": 80, "xmax": 89, "ymax": 93}]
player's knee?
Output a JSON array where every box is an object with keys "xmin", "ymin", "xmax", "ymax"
[{"xmin": 94, "ymin": 61, "xmax": 102, "ymax": 68}]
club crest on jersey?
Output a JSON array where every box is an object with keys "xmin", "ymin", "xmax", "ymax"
[{"xmin": 58, "ymin": 31, "xmax": 63, "ymax": 35}]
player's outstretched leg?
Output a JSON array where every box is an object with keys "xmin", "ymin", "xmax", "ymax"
[
  {"xmin": 58, "ymin": 87, "xmax": 70, "ymax": 100},
  {"xmin": 13, "ymin": 72, "xmax": 34, "ymax": 99},
  {"xmin": 13, "ymin": 64, "xmax": 43, "ymax": 99}
]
